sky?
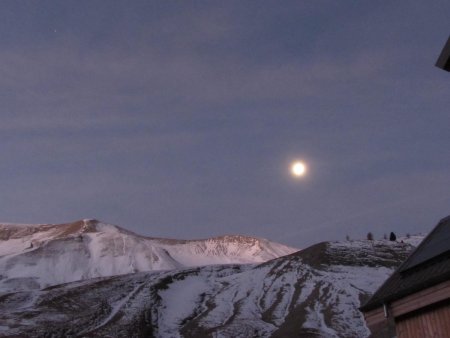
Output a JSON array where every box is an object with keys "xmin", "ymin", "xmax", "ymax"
[{"xmin": 0, "ymin": 1, "xmax": 449, "ymax": 248}]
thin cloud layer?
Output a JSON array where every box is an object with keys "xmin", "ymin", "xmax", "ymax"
[{"xmin": 0, "ymin": 1, "xmax": 449, "ymax": 246}]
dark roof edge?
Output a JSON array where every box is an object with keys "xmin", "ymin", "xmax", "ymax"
[
  {"xmin": 360, "ymin": 269, "xmax": 450, "ymax": 312},
  {"xmin": 397, "ymin": 216, "xmax": 450, "ymax": 272},
  {"xmin": 360, "ymin": 215, "xmax": 450, "ymax": 312},
  {"xmin": 436, "ymin": 35, "xmax": 450, "ymax": 71}
]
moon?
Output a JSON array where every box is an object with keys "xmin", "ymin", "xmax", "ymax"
[{"xmin": 291, "ymin": 161, "xmax": 306, "ymax": 177}]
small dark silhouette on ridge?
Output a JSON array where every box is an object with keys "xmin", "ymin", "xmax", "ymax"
[{"xmin": 389, "ymin": 232, "xmax": 397, "ymax": 241}]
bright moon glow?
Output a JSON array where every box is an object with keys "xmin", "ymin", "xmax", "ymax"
[{"xmin": 291, "ymin": 161, "xmax": 306, "ymax": 177}]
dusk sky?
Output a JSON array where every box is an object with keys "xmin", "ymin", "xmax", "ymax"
[{"xmin": 0, "ymin": 1, "xmax": 449, "ymax": 247}]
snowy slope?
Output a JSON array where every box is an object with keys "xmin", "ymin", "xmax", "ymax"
[
  {"xmin": 0, "ymin": 219, "xmax": 297, "ymax": 293},
  {"xmin": 0, "ymin": 238, "xmax": 418, "ymax": 338}
]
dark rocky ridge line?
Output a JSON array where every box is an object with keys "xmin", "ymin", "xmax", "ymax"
[{"xmin": 0, "ymin": 239, "xmax": 418, "ymax": 337}]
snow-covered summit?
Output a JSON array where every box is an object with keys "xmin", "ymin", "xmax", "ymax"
[
  {"xmin": 0, "ymin": 237, "xmax": 421, "ymax": 337},
  {"xmin": 0, "ymin": 219, "xmax": 298, "ymax": 293}
]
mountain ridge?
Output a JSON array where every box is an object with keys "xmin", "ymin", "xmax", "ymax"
[
  {"xmin": 0, "ymin": 218, "xmax": 294, "ymax": 244},
  {"xmin": 0, "ymin": 238, "xmax": 420, "ymax": 337},
  {"xmin": 0, "ymin": 219, "xmax": 298, "ymax": 293}
]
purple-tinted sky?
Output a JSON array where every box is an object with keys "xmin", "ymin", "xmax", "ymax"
[{"xmin": 0, "ymin": 1, "xmax": 449, "ymax": 247}]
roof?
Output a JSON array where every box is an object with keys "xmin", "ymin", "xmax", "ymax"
[
  {"xmin": 360, "ymin": 216, "xmax": 450, "ymax": 312},
  {"xmin": 436, "ymin": 35, "xmax": 450, "ymax": 71}
]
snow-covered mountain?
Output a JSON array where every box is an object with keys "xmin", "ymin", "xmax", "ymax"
[
  {"xmin": 0, "ymin": 238, "xmax": 418, "ymax": 337},
  {"xmin": 0, "ymin": 219, "xmax": 297, "ymax": 293}
]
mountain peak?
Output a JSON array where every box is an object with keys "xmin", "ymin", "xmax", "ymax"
[
  {"xmin": 82, "ymin": 218, "xmax": 100, "ymax": 226},
  {"xmin": 0, "ymin": 236, "xmax": 422, "ymax": 338},
  {"xmin": 0, "ymin": 219, "xmax": 298, "ymax": 293}
]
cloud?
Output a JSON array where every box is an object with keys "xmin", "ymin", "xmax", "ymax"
[
  {"xmin": 0, "ymin": 1, "xmax": 449, "ymax": 246},
  {"xmin": 0, "ymin": 42, "xmax": 393, "ymax": 127}
]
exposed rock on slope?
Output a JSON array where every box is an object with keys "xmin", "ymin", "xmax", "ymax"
[
  {"xmin": 0, "ymin": 239, "xmax": 416, "ymax": 337},
  {"xmin": 0, "ymin": 219, "xmax": 297, "ymax": 293}
]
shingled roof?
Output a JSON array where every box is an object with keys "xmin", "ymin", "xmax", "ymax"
[{"xmin": 360, "ymin": 216, "xmax": 450, "ymax": 312}]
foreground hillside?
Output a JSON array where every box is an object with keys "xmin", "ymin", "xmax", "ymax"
[
  {"xmin": 0, "ymin": 239, "xmax": 416, "ymax": 337},
  {"xmin": 0, "ymin": 219, "xmax": 296, "ymax": 293}
]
